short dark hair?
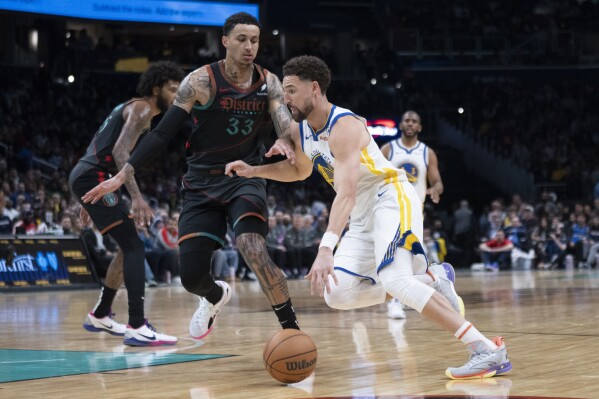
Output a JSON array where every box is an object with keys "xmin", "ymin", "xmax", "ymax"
[
  {"xmin": 136, "ymin": 61, "xmax": 185, "ymax": 97},
  {"xmin": 282, "ymin": 55, "xmax": 331, "ymax": 94},
  {"xmin": 223, "ymin": 12, "xmax": 261, "ymax": 36}
]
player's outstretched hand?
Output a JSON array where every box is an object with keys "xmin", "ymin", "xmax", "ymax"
[
  {"xmin": 305, "ymin": 249, "xmax": 338, "ymax": 297},
  {"xmin": 131, "ymin": 198, "xmax": 154, "ymax": 227},
  {"xmin": 225, "ymin": 160, "xmax": 256, "ymax": 178},
  {"xmin": 265, "ymin": 138, "xmax": 296, "ymax": 165},
  {"xmin": 81, "ymin": 172, "xmax": 126, "ymax": 204}
]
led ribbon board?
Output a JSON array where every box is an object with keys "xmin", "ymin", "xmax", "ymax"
[{"xmin": 0, "ymin": 0, "xmax": 259, "ymax": 26}]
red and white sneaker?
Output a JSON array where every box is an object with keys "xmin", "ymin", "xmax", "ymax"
[{"xmin": 189, "ymin": 281, "xmax": 232, "ymax": 339}]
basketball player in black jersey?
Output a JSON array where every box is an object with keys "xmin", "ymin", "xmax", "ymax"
[
  {"xmin": 83, "ymin": 13, "xmax": 300, "ymax": 340},
  {"xmin": 69, "ymin": 61, "xmax": 184, "ymax": 346}
]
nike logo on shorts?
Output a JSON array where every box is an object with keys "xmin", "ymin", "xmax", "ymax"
[{"xmin": 377, "ymin": 189, "xmax": 389, "ymax": 197}]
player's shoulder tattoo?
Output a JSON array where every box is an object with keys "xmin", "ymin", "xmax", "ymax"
[{"xmin": 174, "ymin": 67, "xmax": 212, "ymax": 106}]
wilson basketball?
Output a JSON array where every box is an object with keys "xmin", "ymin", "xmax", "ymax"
[{"xmin": 263, "ymin": 329, "xmax": 317, "ymax": 384}]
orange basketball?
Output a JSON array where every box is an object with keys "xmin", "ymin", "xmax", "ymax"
[{"xmin": 263, "ymin": 329, "xmax": 317, "ymax": 384}]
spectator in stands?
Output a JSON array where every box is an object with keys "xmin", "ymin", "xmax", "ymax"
[
  {"xmin": 479, "ymin": 229, "xmax": 513, "ymax": 271},
  {"xmin": 505, "ymin": 215, "xmax": 534, "ymax": 269},
  {"xmin": 284, "ymin": 214, "xmax": 311, "ymax": 278},
  {"xmin": 154, "ymin": 215, "xmax": 180, "ymax": 284},
  {"xmin": 546, "ymin": 224, "xmax": 568, "ymax": 269},
  {"xmin": 59, "ymin": 214, "xmax": 73, "ymax": 235},
  {"xmin": 453, "ymin": 199, "xmax": 476, "ymax": 267},
  {"xmin": 519, "ymin": 205, "xmax": 537, "ymax": 231},
  {"xmin": 423, "ymin": 227, "xmax": 440, "ymax": 264},
  {"xmin": 265, "ymin": 216, "xmax": 287, "ymax": 273},
  {"xmin": 486, "ymin": 210, "xmax": 505, "ymax": 240},
  {"xmin": 2, "ymin": 197, "xmax": 19, "ymax": 222},
  {"xmin": 137, "ymin": 224, "xmax": 169, "ymax": 287},
  {"xmin": 211, "ymin": 228, "xmax": 239, "ymax": 282},
  {"xmin": 583, "ymin": 215, "xmax": 599, "ymax": 269},
  {"xmin": 0, "ymin": 192, "xmax": 12, "ymax": 234},
  {"xmin": 266, "ymin": 195, "xmax": 279, "ymax": 217},
  {"xmin": 156, "ymin": 215, "xmax": 178, "ymax": 251},
  {"xmin": 12, "ymin": 208, "xmax": 47, "ymax": 235},
  {"xmin": 567, "ymin": 214, "xmax": 589, "ymax": 267},
  {"xmin": 531, "ymin": 216, "xmax": 551, "ymax": 269}
]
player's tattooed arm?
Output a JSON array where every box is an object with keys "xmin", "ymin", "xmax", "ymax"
[
  {"xmin": 113, "ymin": 101, "xmax": 152, "ymax": 201},
  {"xmin": 267, "ymin": 72, "xmax": 295, "ymax": 145},
  {"xmin": 113, "ymin": 102, "xmax": 155, "ymax": 225},
  {"xmin": 174, "ymin": 67, "xmax": 212, "ymax": 111}
]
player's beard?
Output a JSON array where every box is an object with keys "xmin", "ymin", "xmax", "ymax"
[
  {"xmin": 291, "ymin": 99, "xmax": 314, "ymax": 122},
  {"xmin": 157, "ymin": 93, "xmax": 170, "ymax": 113}
]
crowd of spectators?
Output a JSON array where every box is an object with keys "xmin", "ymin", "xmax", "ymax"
[
  {"xmin": 442, "ymin": 193, "xmax": 599, "ymax": 271},
  {"xmin": 1, "ymin": 53, "xmax": 598, "ymax": 281}
]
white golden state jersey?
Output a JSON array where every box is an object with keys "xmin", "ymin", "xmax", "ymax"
[
  {"xmin": 387, "ymin": 139, "xmax": 429, "ymax": 203},
  {"xmin": 299, "ymin": 105, "xmax": 408, "ymax": 216},
  {"xmin": 300, "ymin": 105, "xmax": 427, "ymax": 274}
]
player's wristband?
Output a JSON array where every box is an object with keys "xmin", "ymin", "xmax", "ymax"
[{"xmin": 319, "ymin": 232, "xmax": 339, "ymax": 250}]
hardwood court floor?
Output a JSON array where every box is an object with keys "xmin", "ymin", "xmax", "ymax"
[{"xmin": 1, "ymin": 269, "xmax": 598, "ymax": 399}]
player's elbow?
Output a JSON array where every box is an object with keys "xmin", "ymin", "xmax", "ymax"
[{"xmin": 296, "ymin": 166, "xmax": 312, "ymax": 181}]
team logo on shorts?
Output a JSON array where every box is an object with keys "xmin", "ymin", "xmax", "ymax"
[
  {"xmin": 102, "ymin": 193, "xmax": 119, "ymax": 207},
  {"xmin": 399, "ymin": 162, "xmax": 419, "ymax": 184}
]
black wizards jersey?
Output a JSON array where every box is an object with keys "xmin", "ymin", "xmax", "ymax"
[
  {"xmin": 79, "ymin": 99, "xmax": 148, "ymax": 173},
  {"xmin": 187, "ymin": 61, "xmax": 273, "ymax": 170}
]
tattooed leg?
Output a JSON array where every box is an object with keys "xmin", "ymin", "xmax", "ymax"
[
  {"xmin": 104, "ymin": 250, "xmax": 124, "ymax": 290},
  {"xmin": 236, "ymin": 232, "xmax": 289, "ymax": 305}
]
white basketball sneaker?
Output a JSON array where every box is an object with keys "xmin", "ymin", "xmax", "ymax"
[
  {"xmin": 190, "ymin": 281, "xmax": 232, "ymax": 339},
  {"xmin": 123, "ymin": 320, "xmax": 178, "ymax": 347},
  {"xmin": 83, "ymin": 311, "xmax": 126, "ymax": 336},
  {"xmin": 387, "ymin": 298, "xmax": 407, "ymax": 319},
  {"xmin": 430, "ymin": 262, "xmax": 466, "ymax": 317}
]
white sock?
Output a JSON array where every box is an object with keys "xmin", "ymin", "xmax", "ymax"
[{"xmin": 454, "ymin": 322, "xmax": 497, "ymax": 350}]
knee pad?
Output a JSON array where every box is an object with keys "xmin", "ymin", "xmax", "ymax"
[{"xmin": 179, "ymin": 237, "xmax": 215, "ymax": 296}]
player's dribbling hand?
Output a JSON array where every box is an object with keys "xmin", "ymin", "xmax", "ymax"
[
  {"xmin": 225, "ymin": 160, "xmax": 256, "ymax": 178},
  {"xmin": 264, "ymin": 139, "xmax": 296, "ymax": 165},
  {"xmin": 131, "ymin": 198, "xmax": 154, "ymax": 227},
  {"xmin": 305, "ymin": 249, "xmax": 338, "ymax": 297},
  {"xmin": 81, "ymin": 172, "xmax": 126, "ymax": 204}
]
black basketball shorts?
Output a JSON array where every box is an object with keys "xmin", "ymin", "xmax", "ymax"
[
  {"xmin": 68, "ymin": 162, "xmax": 131, "ymax": 234},
  {"xmin": 178, "ymin": 175, "xmax": 268, "ymax": 249}
]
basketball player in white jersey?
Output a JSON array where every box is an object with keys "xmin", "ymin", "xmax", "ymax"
[
  {"xmin": 380, "ymin": 111, "xmax": 446, "ymax": 319},
  {"xmin": 225, "ymin": 55, "xmax": 511, "ymax": 379}
]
